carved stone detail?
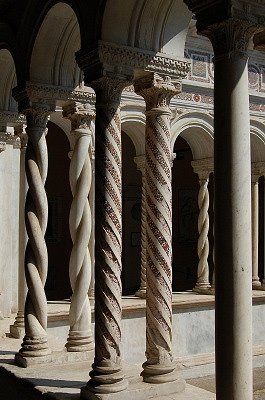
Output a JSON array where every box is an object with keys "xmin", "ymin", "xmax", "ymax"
[
  {"xmin": 16, "ymin": 107, "xmax": 51, "ymax": 365},
  {"xmin": 135, "ymin": 74, "xmax": 178, "ymax": 384},
  {"xmin": 76, "ymin": 41, "xmax": 190, "ymax": 82},
  {"xmin": 134, "ymin": 155, "xmax": 147, "ymax": 299},
  {"xmin": 82, "ymin": 77, "xmax": 128, "ymax": 395},
  {"xmin": 13, "ymin": 82, "xmax": 95, "ymax": 109},
  {"xmin": 63, "ymin": 102, "xmax": 95, "ymax": 352}
]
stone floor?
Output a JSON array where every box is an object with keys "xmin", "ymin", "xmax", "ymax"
[{"xmin": 1, "ymin": 291, "xmax": 265, "ymax": 399}]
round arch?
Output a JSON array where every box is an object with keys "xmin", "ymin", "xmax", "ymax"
[
  {"xmin": 102, "ymin": 0, "xmax": 192, "ymax": 56},
  {"xmin": 121, "ymin": 107, "xmax": 146, "ymax": 156},
  {"xmin": 171, "ymin": 111, "xmax": 214, "ymax": 160},
  {"xmin": 0, "ymin": 48, "xmax": 17, "ymax": 112}
]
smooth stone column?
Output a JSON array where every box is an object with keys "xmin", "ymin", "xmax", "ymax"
[
  {"xmin": 134, "ymin": 155, "xmax": 147, "ymax": 299},
  {"xmin": 10, "ymin": 125, "xmax": 28, "ymax": 338},
  {"xmin": 192, "ymin": 160, "xmax": 213, "ymax": 295},
  {"xmin": 209, "ymin": 21, "xmax": 254, "ymax": 400},
  {"xmin": 134, "ymin": 73, "xmax": 181, "ymax": 384},
  {"xmin": 251, "ymin": 173, "xmax": 261, "ymax": 289},
  {"xmin": 63, "ymin": 102, "xmax": 95, "ymax": 352},
  {"xmin": 15, "ymin": 106, "xmax": 52, "ymax": 367},
  {"xmin": 81, "ymin": 77, "xmax": 129, "ymax": 399}
]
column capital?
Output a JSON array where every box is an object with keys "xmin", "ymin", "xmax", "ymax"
[
  {"xmin": 92, "ymin": 76, "xmax": 131, "ymax": 107},
  {"xmin": 252, "ymin": 161, "xmax": 265, "ymax": 179},
  {"xmin": 184, "ymin": 1, "xmax": 265, "ymax": 57},
  {"xmin": 134, "ymin": 73, "xmax": 181, "ymax": 113},
  {"xmin": 191, "ymin": 158, "xmax": 213, "ymax": 180},
  {"xmin": 14, "ymin": 124, "xmax": 28, "ymax": 150},
  {"xmin": 63, "ymin": 101, "xmax": 95, "ymax": 131},
  {"xmin": 134, "ymin": 155, "xmax": 146, "ymax": 173}
]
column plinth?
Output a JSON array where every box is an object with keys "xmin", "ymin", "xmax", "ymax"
[
  {"xmin": 63, "ymin": 102, "xmax": 95, "ymax": 352},
  {"xmin": 134, "ymin": 73, "xmax": 181, "ymax": 385},
  {"xmin": 81, "ymin": 77, "xmax": 129, "ymax": 398},
  {"xmin": 15, "ymin": 106, "xmax": 52, "ymax": 366}
]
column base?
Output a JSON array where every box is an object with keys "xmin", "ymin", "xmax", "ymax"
[
  {"xmin": 65, "ymin": 331, "xmax": 94, "ymax": 352},
  {"xmin": 15, "ymin": 352, "xmax": 52, "ymax": 368},
  {"xmin": 81, "ymin": 378, "xmax": 185, "ymax": 400},
  {"xmin": 10, "ymin": 323, "xmax": 25, "ymax": 339},
  {"xmin": 193, "ymin": 286, "xmax": 214, "ymax": 295},
  {"xmin": 252, "ymin": 281, "xmax": 262, "ymax": 290},
  {"xmin": 135, "ymin": 289, "xmax": 146, "ymax": 299}
]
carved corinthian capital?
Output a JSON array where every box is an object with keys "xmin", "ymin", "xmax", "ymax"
[
  {"xmin": 134, "ymin": 73, "xmax": 181, "ymax": 112},
  {"xmin": 184, "ymin": 0, "xmax": 265, "ymax": 56}
]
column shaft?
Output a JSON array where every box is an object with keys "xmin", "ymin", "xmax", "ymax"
[
  {"xmin": 252, "ymin": 177, "xmax": 261, "ymax": 288},
  {"xmin": 82, "ymin": 77, "xmax": 128, "ymax": 397},
  {"xmin": 135, "ymin": 73, "xmax": 180, "ymax": 384},
  {"xmin": 10, "ymin": 127, "xmax": 28, "ymax": 338},
  {"xmin": 63, "ymin": 104, "xmax": 94, "ymax": 352},
  {"xmin": 134, "ymin": 156, "xmax": 147, "ymax": 298},
  {"xmin": 16, "ymin": 107, "xmax": 51, "ymax": 366},
  {"xmin": 214, "ymin": 41, "xmax": 253, "ymax": 399}
]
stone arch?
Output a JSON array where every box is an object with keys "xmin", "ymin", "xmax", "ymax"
[
  {"xmin": 0, "ymin": 48, "xmax": 17, "ymax": 112},
  {"xmin": 250, "ymin": 119, "xmax": 265, "ymax": 162},
  {"xmin": 102, "ymin": 0, "xmax": 192, "ymax": 56},
  {"xmin": 29, "ymin": 3, "xmax": 81, "ymax": 87},
  {"xmin": 15, "ymin": 0, "xmax": 101, "ymax": 84},
  {"xmin": 171, "ymin": 111, "xmax": 214, "ymax": 160},
  {"xmin": 121, "ymin": 106, "xmax": 146, "ymax": 156}
]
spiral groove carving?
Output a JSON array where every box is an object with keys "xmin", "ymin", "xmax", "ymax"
[
  {"xmin": 135, "ymin": 159, "xmax": 147, "ymax": 298},
  {"xmin": 196, "ymin": 178, "xmax": 210, "ymax": 289},
  {"xmin": 87, "ymin": 77, "xmax": 128, "ymax": 394},
  {"xmin": 66, "ymin": 131, "xmax": 93, "ymax": 351},
  {"xmin": 19, "ymin": 121, "xmax": 50, "ymax": 357},
  {"xmin": 143, "ymin": 111, "xmax": 175, "ymax": 382}
]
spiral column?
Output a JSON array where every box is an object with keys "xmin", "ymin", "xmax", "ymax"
[
  {"xmin": 134, "ymin": 155, "xmax": 147, "ymax": 299},
  {"xmin": 10, "ymin": 125, "xmax": 28, "ymax": 338},
  {"xmin": 134, "ymin": 73, "xmax": 181, "ymax": 384},
  {"xmin": 81, "ymin": 77, "xmax": 129, "ymax": 398},
  {"xmin": 15, "ymin": 106, "xmax": 51, "ymax": 367},
  {"xmin": 251, "ymin": 173, "xmax": 261, "ymax": 289},
  {"xmin": 192, "ymin": 160, "xmax": 213, "ymax": 294},
  {"xmin": 63, "ymin": 102, "xmax": 95, "ymax": 352}
]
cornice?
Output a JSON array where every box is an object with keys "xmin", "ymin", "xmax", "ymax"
[
  {"xmin": 76, "ymin": 41, "xmax": 191, "ymax": 83},
  {"xmin": 13, "ymin": 82, "xmax": 95, "ymax": 113}
]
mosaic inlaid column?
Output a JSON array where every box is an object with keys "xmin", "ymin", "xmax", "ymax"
[
  {"xmin": 16, "ymin": 106, "xmax": 51, "ymax": 367},
  {"xmin": 81, "ymin": 77, "xmax": 129, "ymax": 398},
  {"xmin": 192, "ymin": 160, "xmax": 213, "ymax": 295},
  {"xmin": 134, "ymin": 73, "xmax": 180, "ymax": 384},
  {"xmin": 10, "ymin": 125, "xmax": 28, "ymax": 338},
  {"xmin": 63, "ymin": 102, "xmax": 95, "ymax": 352},
  {"xmin": 252, "ymin": 173, "xmax": 261, "ymax": 289},
  {"xmin": 134, "ymin": 155, "xmax": 147, "ymax": 299}
]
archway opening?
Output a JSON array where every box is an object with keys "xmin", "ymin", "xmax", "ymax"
[
  {"xmin": 121, "ymin": 130, "xmax": 142, "ymax": 295},
  {"xmin": 45, "ymin": 121, "xmax": 72, "ymax": 300}
]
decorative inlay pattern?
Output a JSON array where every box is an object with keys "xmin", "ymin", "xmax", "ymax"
[
  {"xmin": 135, "ymin": 73, "xmax": 180, "ymax": 383},
  {"xmin": 86, "ymin": 77, "xmax": 129, "ymax": 394},
  {"xmin": 134, "ymin": 156, "xmax": 147, "ymax": 298},
  {"xmin": 63, "ymin": 103, "xmax": 95, "ymax": 352}
]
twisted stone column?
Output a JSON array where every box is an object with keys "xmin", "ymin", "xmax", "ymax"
[
  {"xmin": 134, "ymin": 73, "xmax": 181, "ymax": 384},
  {"xmin": 63, "ymin": 102, "xmax": 95, "ymax": 352},
  {"xmin": 134, "ymin": 155, "xmax": 147, "ymax": 299},
  {"xmin": 192, "ymin": 160, "xmax": 213, "ymax": 294},
  {"xmin": 252, "ymin": 173, "xmax": 261, "ymax": 289},
  {"xmin": 16, "ymin": 106, "xmax": 51, "ymax": 367},
  {"xmin": 10, "ymin": 125, "xmax": 28, "ymax": 338},
  {"xmin": 81, "ymin": 77, "xmax": 129, "ymax": 398}
]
